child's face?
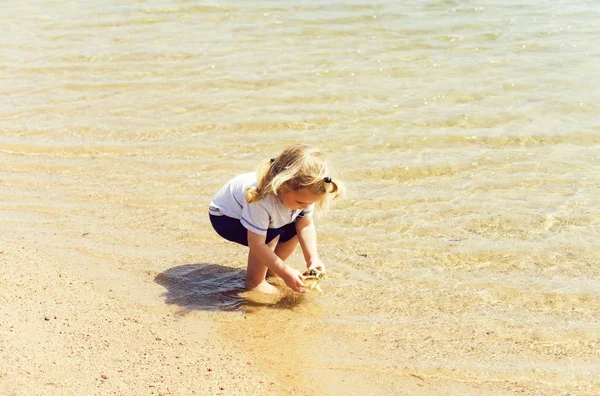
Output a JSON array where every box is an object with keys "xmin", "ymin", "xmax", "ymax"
[{"xmin": 279, "ymin": 189, "xmax": 320, "ymax": 210}]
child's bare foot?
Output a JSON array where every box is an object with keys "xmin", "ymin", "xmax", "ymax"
[{"xmin": 247, "ymin": 280, "xmax": 280, "ymax": 295}]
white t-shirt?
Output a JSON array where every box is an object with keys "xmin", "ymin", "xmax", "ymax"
[{"xmin": 209, "ymin": 172, "xmax": 314, "ymax": 236}]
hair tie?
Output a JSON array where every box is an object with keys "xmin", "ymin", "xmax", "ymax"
[
  {"xmin": 270, "ymin": 158, "xmax": 275, "ymax": 164},
  {"xmin": 324, "ymin": 177, "xmax": 332, "ymax": 183}
]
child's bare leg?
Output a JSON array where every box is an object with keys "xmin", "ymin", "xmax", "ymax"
[
  {"xmin": 266, "ymin": 236, "xmax": 299, "ymax": 278},
  {"xmin": 246, "ymin": 236, "xmax": 280, "ymax": 294}
]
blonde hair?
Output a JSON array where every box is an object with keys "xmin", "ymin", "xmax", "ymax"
[{"xmin": 246, "ymin": 144, "xmax": 343, "ymax": 211}]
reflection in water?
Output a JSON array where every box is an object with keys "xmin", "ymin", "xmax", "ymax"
[{"xmin": 154, "ymin": 263, "xmax": 306, "ymax": 311}]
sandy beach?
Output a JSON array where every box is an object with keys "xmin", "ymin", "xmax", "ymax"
[
  {"xmin": 0, "ymin": 237, "xmax": 278, "ymax": 395},
  {"xmin": 0, "ymin": 237, "xmax": 440, "ymax": 396},
  {"xmin": 2, "ymin": 221, "xmax": 597, "ymax": 395}
]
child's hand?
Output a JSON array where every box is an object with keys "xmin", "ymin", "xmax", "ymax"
[
  {"xmin": 307, "ymin": 259, "xmax": 326, "ymax": 274},
  {"xmin": 281, "ymin": 266, "xmax": 306, "ymax": 293}
]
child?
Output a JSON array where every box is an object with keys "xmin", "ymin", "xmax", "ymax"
[{"xmin": 208, "ymin": 144, "xmax": 342, "ymax": 294}]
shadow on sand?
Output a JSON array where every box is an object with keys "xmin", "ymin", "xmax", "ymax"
[{"xmin": 154, "ymin": 263, "xmax": 304, "ymax": 312}]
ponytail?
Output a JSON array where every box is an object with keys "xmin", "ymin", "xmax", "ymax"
[
  {"xmin": 326, "ymin": 179, "xmax": 341, "ymax": 198},
  {"xmin": 245, "ymin": 186, "xmax": 260, "ymax": 203},
  {"xmin": 245, "ymin": 159, "xmax": 273, "ymax": 203}
]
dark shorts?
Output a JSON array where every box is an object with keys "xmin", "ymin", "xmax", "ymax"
[{"xmin": 209, "ymin": 214, "xmax": 297, "ymax": 247}]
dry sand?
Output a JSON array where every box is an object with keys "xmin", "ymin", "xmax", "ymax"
[{"xmin": 0, "ymin": 236, "xmax": 274, "ymax": 395}]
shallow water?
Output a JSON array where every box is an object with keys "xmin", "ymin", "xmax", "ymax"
[{"xmin": 2, "ymin": 0, "xmax": 600, "ymax": 394}]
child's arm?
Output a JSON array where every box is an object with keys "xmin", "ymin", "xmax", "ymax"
[
  {"xmin": 247, "ymin": 232, "xmax": 306, "ymax": 292},
  {"xmin": 295, "ymin": 216, "xmax": 325, "ymax": 272}
]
